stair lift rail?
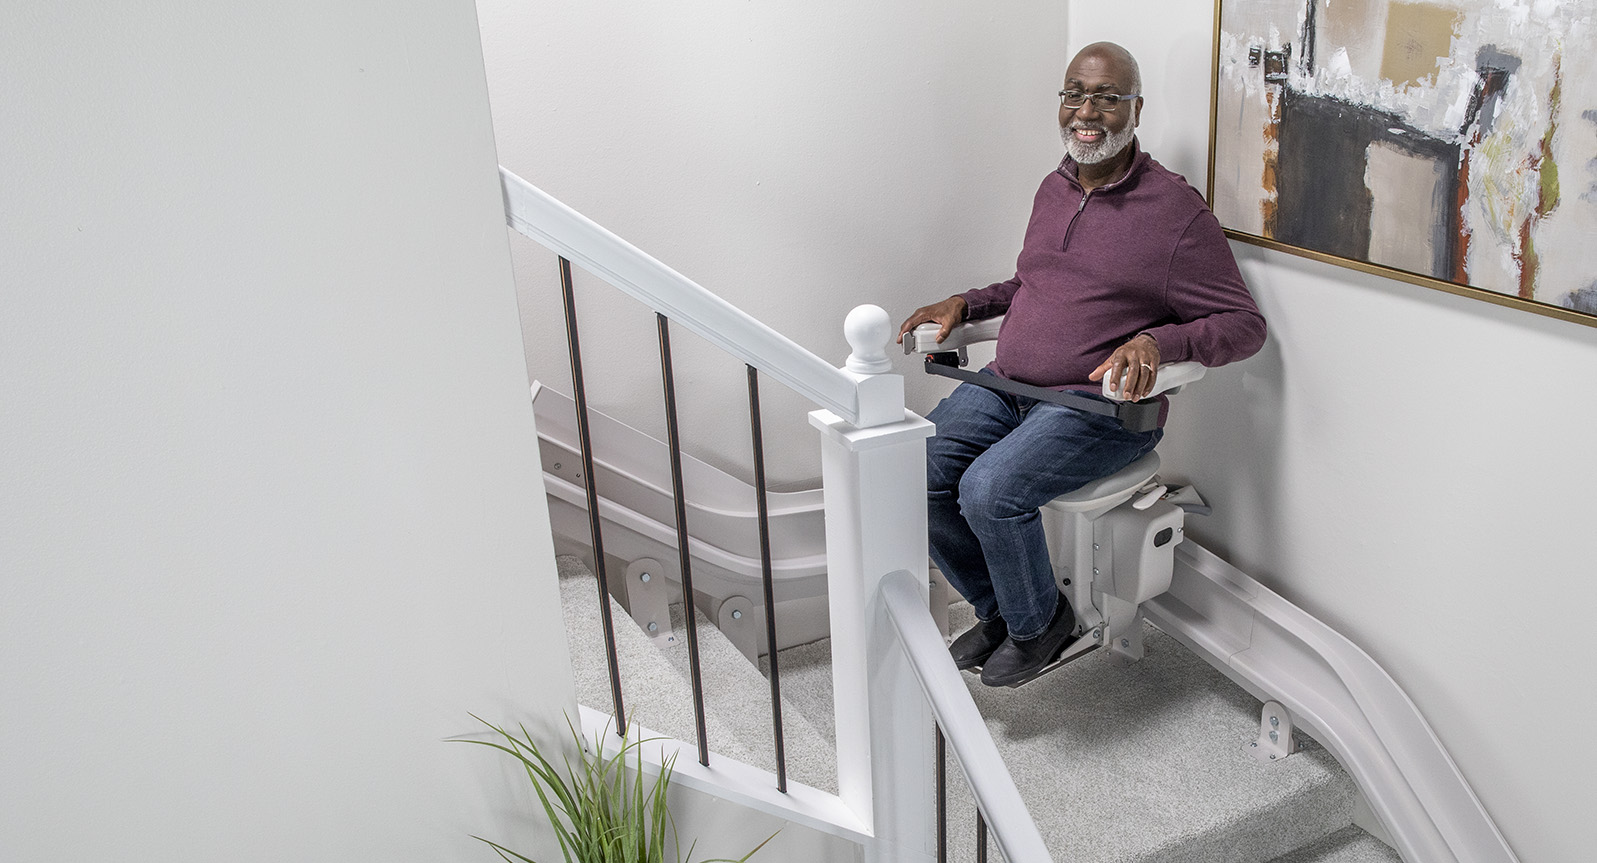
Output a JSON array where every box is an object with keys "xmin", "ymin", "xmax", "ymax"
[{"xmin": 508, "ymin": 167, "xmax": 1005, "ymax": 862}]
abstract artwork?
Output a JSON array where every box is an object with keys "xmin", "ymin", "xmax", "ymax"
[{"xmin": 1209, "ymin": 0, "xmax": 1597, "ymax": 325}]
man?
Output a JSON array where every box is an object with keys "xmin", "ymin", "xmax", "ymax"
[{"xmin": 897, "ymin": 42, "xmax": 1266, "ymax": 687}]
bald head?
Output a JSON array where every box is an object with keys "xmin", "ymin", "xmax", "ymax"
[{"xmin": 1070, "ymin": 42, "xmax": 1141, "ymax": 94}]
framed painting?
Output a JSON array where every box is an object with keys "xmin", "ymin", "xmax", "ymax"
[{"xmin": 1207, "ymin": 0, "xmax": 1597, "ymax": 327}]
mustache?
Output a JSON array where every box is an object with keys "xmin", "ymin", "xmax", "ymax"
[{"xmin": 1069, "ymin": 122, "xmax": 1107, "ymax": 133}]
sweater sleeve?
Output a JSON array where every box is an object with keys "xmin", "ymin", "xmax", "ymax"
[
  {"xmin": 958, "ymin": 275, "xmax": 1022, "ymax": 321},
  {"xmin": 1140, "ymin": 210, "xmax": 1266, "ymax": 367}
]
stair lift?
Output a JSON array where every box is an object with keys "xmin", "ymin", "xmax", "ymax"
[{"xmin": 904, "ymin": 317, "xmax": 1209, "ymax": 683}]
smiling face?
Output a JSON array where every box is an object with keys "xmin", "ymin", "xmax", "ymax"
[{"xmin": 1059, "ymin": 45, "xmax": 1142, "ymax": 166}]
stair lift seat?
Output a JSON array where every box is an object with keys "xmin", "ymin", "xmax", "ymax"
[{"xmin": 907, "ymin": 318, "xmax": 1206, "ymax": 675}]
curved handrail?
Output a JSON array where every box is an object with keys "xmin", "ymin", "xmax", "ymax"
[
  {"xmin": 879, "ymin": 569, "xmax": 1054, "ymax": 863},
  {"xmin": 499, "ymin": 167, "xmax": 869, "ymax": 426}
]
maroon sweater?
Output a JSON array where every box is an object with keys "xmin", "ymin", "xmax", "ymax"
[{"xmin": 960, "ymin": 142, "xmax": 1266, "ymax": 425}]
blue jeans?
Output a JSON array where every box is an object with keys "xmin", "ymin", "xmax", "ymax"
[{"xmin": 926, "ymin": 373, "xmax": 1160, "ymax": 640}]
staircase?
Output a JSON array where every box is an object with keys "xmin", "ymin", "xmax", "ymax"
[
  {"xmin": 560, "ymin": 555, "xmax": 1403, "ymax": 863},
  {"xmin": 558, "ymin": 556, "xmax": 838, "ymax": 795}
]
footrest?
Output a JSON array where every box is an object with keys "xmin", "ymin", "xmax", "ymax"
[{"xmin": 1007, "ymin": 626, "xmax": 1104, "ymax": 688}]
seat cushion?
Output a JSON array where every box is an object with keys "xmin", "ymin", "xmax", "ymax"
[{"xmin": 1043, "ymin": 452, "xmax": 1160, "ymax": 514}]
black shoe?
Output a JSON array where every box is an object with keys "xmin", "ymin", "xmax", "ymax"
[
  {"xmin": 949, "ymin": 616, "xmax": 1008, "ymax": 670},
  {"xmin": 979, "ymin": 597, "xmax": 1078, "ymax": 688}
]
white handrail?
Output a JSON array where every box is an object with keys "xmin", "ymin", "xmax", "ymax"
[
  {"xmin": 499, "ymin": 167, "xmax": 871, "ymax": 426},
  {"xmin": 880, "ymin": 569, "xmax": 1054, "ymax": 863}
]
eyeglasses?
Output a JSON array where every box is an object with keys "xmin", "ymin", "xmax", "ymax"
[{"xmin": 1059, "ymin": 89, "xmax": 1140, "ymax": 112}]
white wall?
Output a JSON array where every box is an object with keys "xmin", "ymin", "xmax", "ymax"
[
  {"xmin": 1, "ymin": 2, "xmax": 576, "ymax": 860},
  {"xmin": 477, "ymin": 0, "xmax": 1068, "ymax": 489},
  {"xmin": 1068, "ymin": 3, "xmax": 1597, "ymax": 862}
]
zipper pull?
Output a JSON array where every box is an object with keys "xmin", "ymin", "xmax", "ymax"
[{"xmin": 1078, "ymin": 192, "xmax": 1089, "ymax": 212}]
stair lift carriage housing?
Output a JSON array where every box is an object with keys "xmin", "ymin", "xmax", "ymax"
[{"xmin": 905, "ymin": 317, "xmax": 1209, "ymax": 674}]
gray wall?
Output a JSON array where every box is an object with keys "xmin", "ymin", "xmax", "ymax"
[
  {"xmin": 477, "ymin": 0, "xmax": 1067, "ymax": 489},
  {"xmin": 2, "ymin": 2, "xmax": 574, "ymax": 859}
]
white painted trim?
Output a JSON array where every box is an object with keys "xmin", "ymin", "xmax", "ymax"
[
  {"xmin": 499, "ymin": 167, "xmax": 868, "ymax": 426},
  {"xmin": 809, "ymin": 408, "xmax": 938, "ymax": 863},
  {"xmin": 880, "ymin": 570, "xmax": 1055, "ymax": 863},
  {"xmin": 1144, "ymin": 542, "xmax": 1519, "ymax": 863},
  {"xmin": 577, "ymin": 705, "xmax": 872, "ymax": 847}
]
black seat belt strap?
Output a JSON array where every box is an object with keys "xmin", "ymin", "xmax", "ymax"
[{"xmin": 922, "ymin": 356, "xmax": 1161, "ymax": 433}]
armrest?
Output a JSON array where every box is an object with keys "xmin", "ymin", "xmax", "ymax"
[
  {"xmin": 1102, "ymin": 361, "xmax": 1206, "ymax": 402},
  {"xmin": 906, "ymin": 313, "xmax": 1206, "ymax": 404},
  {"xmin": 903, "ymin": 315, "xmax": 1006, "ymax": 354}
]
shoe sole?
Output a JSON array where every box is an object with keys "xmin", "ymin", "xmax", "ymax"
[
  {"xmin": 987, "ymin": 635, "xmax": 1098, "ymax": 687},
  {"xmin": 954, "ymin": 653, "xmax": 993, "ymax": 672}
]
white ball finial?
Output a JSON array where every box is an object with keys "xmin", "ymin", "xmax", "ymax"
[{"xmin": 843, "ymin": 304, "xmax": 893, "ymax": 374}]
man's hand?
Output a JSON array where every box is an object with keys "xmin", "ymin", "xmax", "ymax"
[
  {"xmin": 1089, "ymin": 333, "xmax": 1160, "ymax": 401},
  {"xmin": 896, "ymin": 296, "xmax": 969, "ymax": 345}
]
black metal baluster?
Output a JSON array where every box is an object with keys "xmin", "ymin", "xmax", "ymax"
[
  {"xmin": 558, "ymin": 257, "xmax": 625, "ymax": 734},
  {"xmin": 657, "ymin": 314, "xmax": 710, "ymax": 765},
  {"xmin": 746, "ymin": 365, "xmax": 788, "ymax": 791},
  {"xmin": 976, "ymin": 811, "xmax": 988, "ymax": 863},
  {"xmin": 936, "ymin": 725, "xmax": 948, "ymax": 863}
]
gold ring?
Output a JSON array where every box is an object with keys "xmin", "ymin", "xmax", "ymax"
[{"xmin": 1140, "ymin": 362, "xmax": 1153, "ymax": 370}]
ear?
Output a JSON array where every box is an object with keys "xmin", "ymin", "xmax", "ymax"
[{"xmin": 1132, "ymin": 96, "xmax": 1143, "ymax": 128}]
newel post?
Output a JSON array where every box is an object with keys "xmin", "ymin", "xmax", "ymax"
[{"xmin": 810, "ymin": 304, "xmax": 937, "ymax": 863}]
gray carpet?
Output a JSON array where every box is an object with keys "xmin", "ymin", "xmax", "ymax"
[
  {"xmin": 1267, "ymin": 827, "xmax": 1403, "ymax": 863},
  {"xmin": 560, "ymin": 556, "xmax": 835, "ymax": 793},
  {"xmin": 660, "ymin": 601, "xmax": 836, "ymax": 792},
  {"xmin": 768, "ymin": 602, "xmax": 1373, "ymax": 863},
  {"xmin": 757, "ymin": 638, "xmax": 837, "ymax": 750},
  {"xmin": 561, "ymin": 554, "xmax": 1400, "ymax": 863}
]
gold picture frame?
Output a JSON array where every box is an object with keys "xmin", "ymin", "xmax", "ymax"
[{"xmin": 1206, "ymin": 0, "xmax": 1597, "ymax": 328}]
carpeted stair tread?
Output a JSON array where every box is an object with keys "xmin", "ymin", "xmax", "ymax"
[
  {"xmin": 776, "ymin": 600, "xmax": 1358, "ymax": 863},
  {"xmin": 559, "ymin": 556, "xmax": 835, "ymax": 793},
  {"xmin": 940, "ymin": 601, "xmax": 1355, "ymax": 863},
  {"xmin": 565, "ymin": 552, "xmax": 1369, "ymax": 863},
  {"xmin": 662, "ymin": 602, "xmax": 837, "ymax": 793},
  {"xmin": 758, "ymin": 638, "xmax": 837, "ymax": 749},
  {"xmin": 559, "ymin": 557, "xmax": 752, "ymax": 766},
  {"xmin": 1266, "ymin": 826, "xmax": 1403, "ymax": 863}
]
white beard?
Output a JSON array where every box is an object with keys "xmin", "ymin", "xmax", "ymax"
[{"xmin": 1061, "ymin": 120, "xmax": 1137, "ymax": 165}]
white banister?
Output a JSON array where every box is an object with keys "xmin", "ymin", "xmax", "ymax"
[
  {"xmin": 880, "ymin": 569, "xmax": 1054, "ymax": 863},
  {"xmin": 809, "ymin": 400, "xmax": 936, "ymax": 862},
  {"xmin": 506, "ymin": 165, "xmax": 1053, "ymax": 859},
  {"xmin": 500, "ymin": 167, "xmax": 889, "ymax": 427}
]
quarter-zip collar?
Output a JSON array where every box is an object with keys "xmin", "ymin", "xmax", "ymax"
[{"xmin": 1057, "ymin": 138, "xmax": 1149, "ymax": 251}]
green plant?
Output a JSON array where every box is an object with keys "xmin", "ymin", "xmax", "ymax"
[{"xmin": 455, "ymin": 715, "xmax": 774, "ymax": 863}]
